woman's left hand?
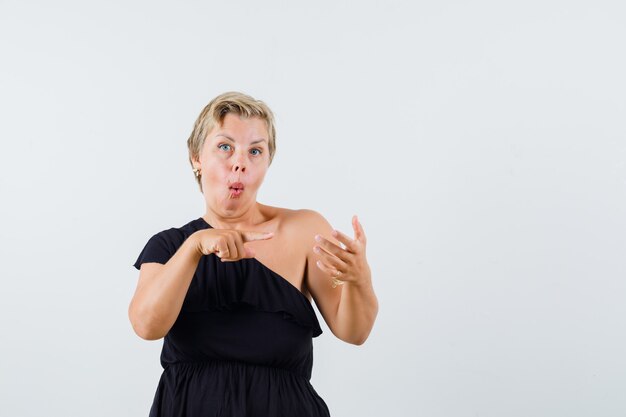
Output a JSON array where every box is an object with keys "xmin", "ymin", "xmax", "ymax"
[{"xmin": 313, "ymin": 215, "xmax": 371, "ymax": 288}]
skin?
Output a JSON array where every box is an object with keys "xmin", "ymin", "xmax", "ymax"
[{"xmin": 190, "ymin": 113, "xmax": 379, "ymax": 345}]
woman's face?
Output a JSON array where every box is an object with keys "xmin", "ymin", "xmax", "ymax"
[{"xmin": 195, "ymin": 112, "xmax": 270, "ymax": 215}]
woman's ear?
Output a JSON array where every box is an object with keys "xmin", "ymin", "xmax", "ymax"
[{"xmin": 191, "ymin": 153, "xmax": 201, "ymax": 170}]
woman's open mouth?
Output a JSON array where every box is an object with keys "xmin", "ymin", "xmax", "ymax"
[
  {"xmin": 229, "ymin": 188, "xmax": 243, "ymax": 197},
  {"xmin": 229, "ymin": 182, "xmax": 244, "ymax": 197}
]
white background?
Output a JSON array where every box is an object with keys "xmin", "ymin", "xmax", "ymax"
[{"xmin": 1, "ymin": 1, "xmax": 625, "ymax": 416}]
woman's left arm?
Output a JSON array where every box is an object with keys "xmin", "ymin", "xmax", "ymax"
[{"xmin": 304, "ymin": 211, "xmax": 379, "ymax": 345}]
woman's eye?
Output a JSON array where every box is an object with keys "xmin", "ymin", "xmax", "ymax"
[{"xmin": 218, "ymin": 144, "xmax": 261, "ymax": 156}]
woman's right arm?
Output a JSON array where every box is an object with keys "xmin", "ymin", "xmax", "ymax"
[
  {"xmin": 128, "ymin": 227, "xmax": 274, "ymax": 340},
  {"xmin": 128, "ymin": 232, "xmax": 204, "ymax": 340}
]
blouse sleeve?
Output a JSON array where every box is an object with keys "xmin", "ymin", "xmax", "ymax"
[{"xmin": 133, "ymin": 231, "xmax": 175, "ymax": 270}]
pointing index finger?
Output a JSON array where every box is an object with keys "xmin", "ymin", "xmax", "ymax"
[{"xmin": 241, "ymin": 230, "xmax": 274, "ymax": 242}]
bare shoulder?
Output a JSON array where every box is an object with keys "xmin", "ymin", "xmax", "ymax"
[
  {"xmin": 282, "ymin": 208, "xmax": 335, "ymax": 241},
  {"xmin": 261, "ymin": 206, "xmax": 324, "ymax": 232},
  {"xmin": 288, "ymin": 208, "xmax": 343, "ymax": 273},
  {"xmin": 260, "ymin": 204, "xmax": 340, "ymax": 262},
  {"xmin": 291, "ymin": 208, "xmax": 328, "ymax": 228}
]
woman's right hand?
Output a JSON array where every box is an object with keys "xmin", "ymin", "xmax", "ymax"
[{"xmin": 193, "ymin": 228, "xmax": 274, "ymax": 262}]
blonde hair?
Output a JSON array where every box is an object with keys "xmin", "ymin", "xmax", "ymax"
[{"xmin": 187, "ymin": 91, "xmax": 277, "ymax": 193}]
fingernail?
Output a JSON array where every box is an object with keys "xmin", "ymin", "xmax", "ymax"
[{"xmin": 315, "ymin": 235, "xmax": 322, "ymax": 242}]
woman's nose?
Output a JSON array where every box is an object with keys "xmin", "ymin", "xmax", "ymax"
[{"xmin": 232, "ymin": 153, "xmax": 246, "ymax": 172}]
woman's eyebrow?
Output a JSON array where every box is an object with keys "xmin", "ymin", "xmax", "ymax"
[{"xmin": 216, "ymin": 134, "xmax": 267, "ymax": 145}]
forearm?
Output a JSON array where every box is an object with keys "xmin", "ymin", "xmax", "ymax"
[
  {"xmin": 335, "ymin": 274, "xmax": 379, "ymax": 345},
  {"xmin": 131, "ymin": 233, "xmax": 203, "ymax": 340}
]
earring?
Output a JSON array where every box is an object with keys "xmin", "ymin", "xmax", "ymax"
[{"xmin": 193, "ymin": 168, "xmax": 201, "ymax": 177}]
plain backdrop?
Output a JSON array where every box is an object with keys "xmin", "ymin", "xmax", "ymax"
[{"xmin": 1, "ymin": 1, "xmax": 625, "ymax": 416}]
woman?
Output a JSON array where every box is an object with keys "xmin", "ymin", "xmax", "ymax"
[{"xmin": 129, "ymin": 91, "xmax": 379, "ymax": 417}]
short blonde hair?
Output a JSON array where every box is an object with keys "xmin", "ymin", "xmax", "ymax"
[{"xmin": 187, "ymin": 91, "xmax": 277, "ymax": 192}]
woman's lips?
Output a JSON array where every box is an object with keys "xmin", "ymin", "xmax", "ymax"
[{"xmin": 229, "ymin": 182, "xmax": 244, "ymax": 197}]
